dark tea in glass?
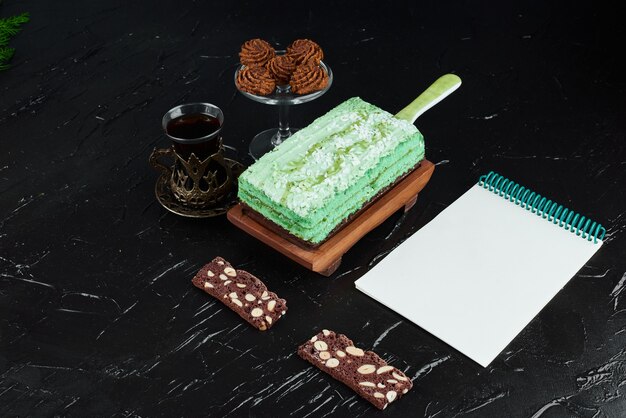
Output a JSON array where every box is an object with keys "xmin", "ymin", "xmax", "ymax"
[{"xmin": 162, "ymin": 103, "xmax": 224, "ymax": 160}]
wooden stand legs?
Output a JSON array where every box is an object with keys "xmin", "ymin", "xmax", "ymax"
[
  {"xmin": 317, "ymin": 193, "xmax": 419, "ymax": 276},
  {"xmin": 404, "ymin": 194, "xmax": 418, "ymax": 213},
  {"xmin": 320, "ymin": 258, "xmax": 342, "ymax": 276}
]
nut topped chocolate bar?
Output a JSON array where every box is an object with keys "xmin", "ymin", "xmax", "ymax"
[
  {"xmin": 298, "ymin": 329, "xmax": 413, "ymax": 410},
  {"xmin": 191, "ymin": 257, "xmax": 287, "ymax": 331}
]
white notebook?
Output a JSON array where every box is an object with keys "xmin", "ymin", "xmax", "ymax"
[{"xmin": 355, "ymin": 172, "xmax": 605, "ymax": 367}]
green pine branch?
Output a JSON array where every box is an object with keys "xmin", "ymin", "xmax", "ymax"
[
  {"xmin": 0, "ymin": 46, "xmax": 15, "ymax": 70},
  {"xmin": 0, "ymin": 12, "xmax": 29, "ymax": 70},
  {"xmin": 0, "ymin": 12, "xmax": 29, "ymax": 44}
]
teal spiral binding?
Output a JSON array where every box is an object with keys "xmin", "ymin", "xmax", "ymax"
[{"xmin": 478, "ymin": 172, "xmax": 606, "ymax": 243}]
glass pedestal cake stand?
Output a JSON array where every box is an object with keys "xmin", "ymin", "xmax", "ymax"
[{"xmin": 234, "ymin": 59, "xmax": 333, "ymax": 160}]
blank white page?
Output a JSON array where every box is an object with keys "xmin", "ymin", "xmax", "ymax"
[{"xmin": 355, "ymin": 184, "xmax": 603, "ymax": 367}]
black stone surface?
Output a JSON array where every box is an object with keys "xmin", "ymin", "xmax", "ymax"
[{"xmin": 1, "ymin": 1, "xmax": 625, "ymax": 417}]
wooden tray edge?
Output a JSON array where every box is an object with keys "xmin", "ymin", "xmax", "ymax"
[{"xmin": 227, "ymin": 160, "xmax": 435, "ymax": 275}]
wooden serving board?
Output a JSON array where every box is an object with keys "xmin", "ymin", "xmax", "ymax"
[{"xmin": 227, "ymin": 160, "xmax": 435, "ymax": 276}]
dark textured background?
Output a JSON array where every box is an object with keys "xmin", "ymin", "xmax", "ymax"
[{"xmin": 1, "ymin": 1, "xmax": 625, "ymax": 417}]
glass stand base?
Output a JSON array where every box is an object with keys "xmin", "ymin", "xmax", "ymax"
[{"xmin": 249, "ymin": 128, "xmax": 299, "ymax": 160}]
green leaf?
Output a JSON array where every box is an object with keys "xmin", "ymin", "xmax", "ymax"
[
  {"xmin": 0, "ymin": 46, "xmax": 15, "ymax": 61},
  {"xmin": 0, "ymin": 12, "xmax": 30, "ymax": 26},
  {"xmin": 0, "ymin": 12, "xmax": 29, "ymax": 71},
  {"xmin": 0, "ymin": 12, "xmax": 30, "ymax": 45}
]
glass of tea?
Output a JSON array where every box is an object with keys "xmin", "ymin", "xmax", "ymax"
[
  {"xmin": 162, "ymin": 103, "xmax": 224, "ymax": 160},
  {"xmin": 150, "ymin": 102, "xmax": 234, "ymax": 208}
]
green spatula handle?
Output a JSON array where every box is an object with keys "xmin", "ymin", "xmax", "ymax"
[{"xmin": 395, "ymin": 74, "xmax": 462, "ymax": 123}]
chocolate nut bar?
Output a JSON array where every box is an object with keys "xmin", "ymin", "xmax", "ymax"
[
  {"xmin": 297, "ymin": 330, "xmax": 413, "ymax": 410},
  {"xmin": 191, "ymin": 257, "xmax": 287, "ymax": 331}
]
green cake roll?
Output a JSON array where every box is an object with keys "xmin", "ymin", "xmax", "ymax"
[{"xmin": 238, "ymin": 97, "xmax": 425, "ymax": 245}]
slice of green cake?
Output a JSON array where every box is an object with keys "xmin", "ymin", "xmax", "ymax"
[{"xmin": 238, "ymin": 97, "xmax": 425, "ymax": 245}]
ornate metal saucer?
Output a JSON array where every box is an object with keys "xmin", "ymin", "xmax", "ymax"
[{"xmin": 154, "ymin": 158, "xmax": 245, "ymax": 218}]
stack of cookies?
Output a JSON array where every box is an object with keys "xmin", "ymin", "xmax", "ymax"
[{"xmin": 236, "ymin": 38, "xmax": 329, "ymax": 96}]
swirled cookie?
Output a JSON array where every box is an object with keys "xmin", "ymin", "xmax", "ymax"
[
  {"xmin": 286, "ymin": 39, "xmax": 324, "ymax": 65},
  {"xmin": 290, "ymin": 63, "xmax": 329, "ymax": 94},
  {"xmin": 236, "ymin": 66, "xmax": 276, "ymax": 96},
  {"xmin": 267, "ymin": 55, "xmax": 297, "ymax": 85},
  {"xmin": 239, "ymin": 38, "xmax": 275, "ymax": 67}
]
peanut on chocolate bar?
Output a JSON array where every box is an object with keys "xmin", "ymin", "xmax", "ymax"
[
  {"xmin": 297, "ymin": 329, "xmax": 413, "ymax": 410},
  {"xmin": 191, "ymin": 257, "xmax": 287, "ymax": 331}
]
